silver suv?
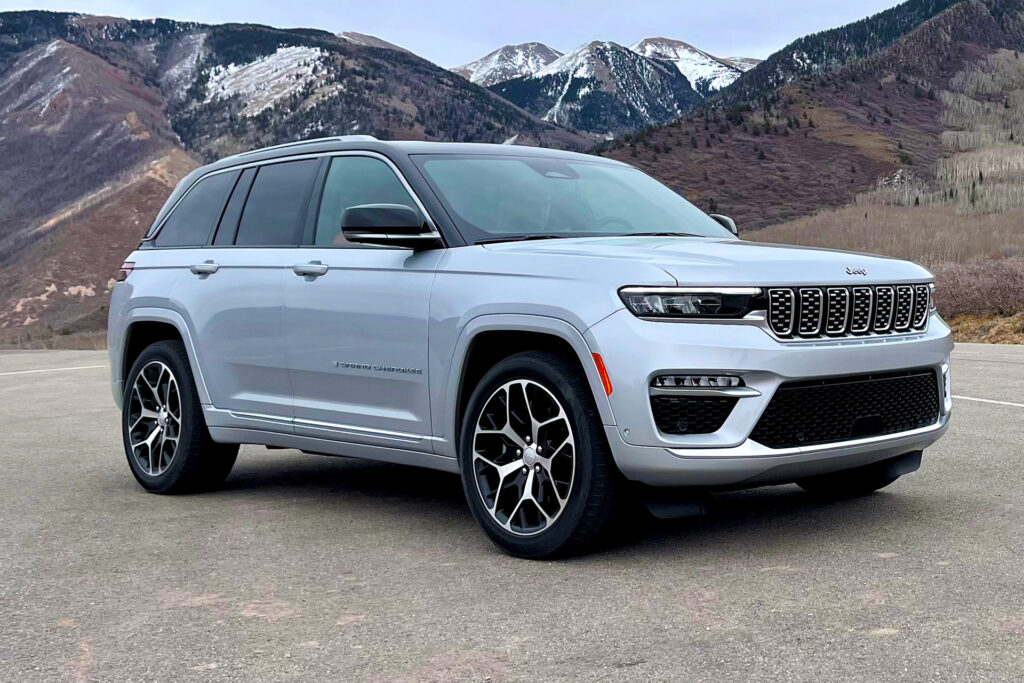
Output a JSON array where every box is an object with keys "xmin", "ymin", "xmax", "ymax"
[{"xmin": 108, "ymin": 137, "xmax": 953, "ymax": 558}]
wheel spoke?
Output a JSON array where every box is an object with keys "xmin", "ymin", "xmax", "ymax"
[
  {"xmin": 128, "ymin": 360, "xmax": 182, "ymax": 476},
  {"xmin": 472, "ymin": 378, "xmax": 575, "ymax": 536}
]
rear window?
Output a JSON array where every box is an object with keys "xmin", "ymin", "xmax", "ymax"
[
  {"xmin": 235, "ymin": 159, "xmax": 320, "ymax": 246},
  {"xmin": 154, "ymin": 171, "xmax": 238, "ymax": 247}
]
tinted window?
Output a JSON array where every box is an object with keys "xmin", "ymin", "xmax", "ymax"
[
  {"xmin": 154, "ymin": 171, "xmax": 238, "ymax": 247},
  {"xmin": 235, "ymin": 159, "xmax": 320, "ymax": 246},
  {"xmin": 414, "ymin": 155, "xmax": 732, "ymax": 244},
  {"xmin": 213, "ymin": 167, "xmax": 256, "ymax": 245},
  {"xmin": 315, "ymin": 156, "xmax": 421, "ymax": 246}
]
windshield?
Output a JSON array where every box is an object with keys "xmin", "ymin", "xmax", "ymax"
[{"xmin": 412, "ymin": 154, "xmax": 733, "ymax": 244}]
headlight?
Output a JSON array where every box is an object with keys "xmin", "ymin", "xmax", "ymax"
[
  {"xmin": 929, "ymin": 282, "xmax": 937, "ymax": 311},
  {"xmin": 619, "ymin": 287, "xmax": 764, "ymax": 319}
]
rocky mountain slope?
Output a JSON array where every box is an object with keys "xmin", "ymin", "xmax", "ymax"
[
  {"xmin": 630, "ymin": 37, "xmax": 758, "ymax": 96},
  {"xmin": 602, "ymin": 0, "xmax": 1024, "ymax": 229},
  {"xmin": 461, "ymin": 37, "xmax": 760, "ymax": 132},
  {"xmin": 490, "ymin": 40, "xmax": 701, "ymax": 135},
  {"xmin": 0, "ymin": 11, "xmax": 593, "ymax": 335},
  {"xmin": 453, "ymin": 42, "xmax": 562, "ymax": 87}
]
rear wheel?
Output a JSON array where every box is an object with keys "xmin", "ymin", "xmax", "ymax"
[
  {"xmin": 458, "ymin": 351, "xmax": 620, "ymax": 559},
  {"xmin": 122, "ymin": 340, "xmax": 238, "ymax": 494}
]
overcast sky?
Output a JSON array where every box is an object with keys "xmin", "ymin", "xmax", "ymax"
[{"xmin": 1, "ymin": 0, "xmax": 905, "ymax": 66}]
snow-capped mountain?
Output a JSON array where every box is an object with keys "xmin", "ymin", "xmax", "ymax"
[
  {"xmin": 630, "ymin": 37, "xmax": 758, "ymax": 96},
  {"xmin": 491, "ymin": 40, "xmax": 699, "ymax": 135},
  {"xmin": 453, "ymin": 42, "xmax": 563, "ymax": 87}
]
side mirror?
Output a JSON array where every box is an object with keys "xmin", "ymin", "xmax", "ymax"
[
  {"xmin": 710, "ymin": 214, "xmax": 739, "ymax": 237},
  {"xmin": 341, "ymin": 204, "xmax": 442, "ymax": 250}
]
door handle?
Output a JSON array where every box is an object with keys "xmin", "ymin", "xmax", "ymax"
[
  {"xmin": 189, "ymin": 261, "xmax": 219, "ymax": 275},
  {"xmin": 292, "ymin": 261, "xmax": 329, "ymax": 277}
]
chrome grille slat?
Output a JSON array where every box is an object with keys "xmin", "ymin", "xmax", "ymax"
[
  {"xmin": 893, "ymin": 285, "xmax": 913, "ymax": 330},
  {"xmin": 767, "ymin": 283, "xmax": 930, "ymax": 341},
  {"xmin": 798, "ymin": 288, "xmax": 825, "ymax": 336},
  {"xmin": 850, "ymin": 287, "xmax": 873, "ymax": 334},
  {"xmin": 825, "ymin": 288, "xmax": 850, "ymax": 335},
  {"xmin": 874, "ymin": 286, "xmax": 895, "ymax": 332},
  {"xmin": 767, "ymin": 288, "xmax": 795, "ymax": 336},
  {"xmin": 911, "ymin": 284, "xmax": 930, "ymax": 328}
]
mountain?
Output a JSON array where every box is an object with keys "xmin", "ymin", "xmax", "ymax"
[
  {"xmin": 721, "ymin": 0, "xmax": 964, "ymax": 104},
  {"xmin": 490, "ymin": 41, "xmax": 700, "ymax": 135},
  {"xmin": 630, "ymin": 37, "xmax": 756, "ymax": 96},
  {"xmin": 453, "ymin": 42, "xmax": 563, "ymax": 87},
  {"xmin": 602, "ymin": 0, "xmax": 1024, "ymax": 230},
  {"xmin": 0, "ymin": 11, "xmax": 594, "ymax": 337}
]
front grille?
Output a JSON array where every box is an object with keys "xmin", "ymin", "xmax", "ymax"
[
  {"xmin": 749, "ymin": 369, "xmax": 940, "ymax": 449},
  {"xmin": 768, "ymin": 284, "xmax": 929, "ymax": 340},
  {"xmin": 651, "ymin": 396, "xmax": 737, "ymax": 435}
]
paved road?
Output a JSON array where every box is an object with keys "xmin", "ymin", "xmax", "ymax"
[{"xmin": 1, "ymin": 344, "xmax": 1022, "ymax": 682}]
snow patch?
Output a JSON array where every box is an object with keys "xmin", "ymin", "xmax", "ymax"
[
  {"xmin": 159, "ymin": 32, "xmax": 207, "ymax": 101},
  {"xmin": 630, "ymin": 38, "xmax": 740, "ymax": 93},
  {"xmin": 205, "ymin": 46, "xmax": 324, "ymax": 117}
]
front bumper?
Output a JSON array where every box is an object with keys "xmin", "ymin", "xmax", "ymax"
[{"xmin": 585, "ymin": 309, "xmax": 954, "ymax": 487}]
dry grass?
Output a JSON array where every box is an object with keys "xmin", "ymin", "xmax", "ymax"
[
  {"xmin": 0, "ymin": 328, "xmax": 107, "ymax": 350},
  {"xmin": 947, "ymin": 312, "xmax": 1024, "ymax": 343},
  {"xmin": 753, "ymin": 204, "xmax": 1024, "ymax": 267}
]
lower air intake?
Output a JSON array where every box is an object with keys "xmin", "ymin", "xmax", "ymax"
[{"xmin": 749, "ymin": 369, "xmax": 940, "ymax": 449}]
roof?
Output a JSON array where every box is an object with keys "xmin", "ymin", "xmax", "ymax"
[{"xmin": 198, "ymin": 136, "xmax": 618, "ymax": 176}]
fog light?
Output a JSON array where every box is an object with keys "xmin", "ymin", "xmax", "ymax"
[{"xmin": 653, "ymin": 375, "xmax": 743, "ymax": 388}]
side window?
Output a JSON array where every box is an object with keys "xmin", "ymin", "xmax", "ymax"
[
  {"xmin": 314, "ymin": 156, "xmax": 421, "ymax": 246},
  {"xmin": 154, "ymin": 171, "xmax": 239, "ymax": 247},
  {"xmin": 235, "ymin": 159, "xmax": 320, "ymax": 246},
  {"xmin": 213, "ymin": 167, "xmax": 256, "ymax": 245}
]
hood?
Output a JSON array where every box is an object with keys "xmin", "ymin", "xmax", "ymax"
[{"xmin": 480, "ymin": 236, "xmax": 933, "ymax": 285}]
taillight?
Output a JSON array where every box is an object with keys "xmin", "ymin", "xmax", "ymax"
[{"xmin": 116, "ymin": 261, "xmax": 134, "ymax": 282}]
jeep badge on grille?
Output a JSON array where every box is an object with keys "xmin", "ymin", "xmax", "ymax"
[{"xmin": 846, "ymin": 267, "xmax": 868, "ymax": 276}]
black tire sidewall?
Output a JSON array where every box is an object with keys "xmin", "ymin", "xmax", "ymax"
[
  {"xmin": 122, "ymin": 341, "xmax": 205, "ymax": 493},
  {"xmin": 458, "ymin": 352, "xmax": 609, "ymax": 558}
]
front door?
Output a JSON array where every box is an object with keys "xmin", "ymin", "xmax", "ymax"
[{"xmin": 284, "ymin": 154, "xmax": 442, "ymax": 451}]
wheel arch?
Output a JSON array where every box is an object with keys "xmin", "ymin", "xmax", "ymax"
[
  {"xmin": 438, "ymin": 314, "xmax": 616, "ymax": 459},
  {"xmin": 117, "ymin": 308, "xmax": 211, "ymax": 407}
]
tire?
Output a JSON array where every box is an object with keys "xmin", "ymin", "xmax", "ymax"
[
  {"xmin": 122, "ymin": 340, "xmax": 238, "ymax": 494},
  {"xmin": 458, "ymin": 351, "xmax": 621, "ymax": 559}
]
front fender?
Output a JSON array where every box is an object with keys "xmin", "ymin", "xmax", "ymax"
[{"xmin": 432, "ymin": 313, "xmax": 617, "ymax": 458}]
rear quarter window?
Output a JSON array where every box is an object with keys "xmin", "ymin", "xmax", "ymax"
[
  {"xmin": 235, "ymin": 159, "xmax": 320, "ymax": 246},
  {"xmin": 154, "ymin": 171, "xmax": 239, "ymax": 247}
]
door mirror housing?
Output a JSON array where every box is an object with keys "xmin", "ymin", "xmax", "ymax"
[
  {"xmin": 710, "ymin": 214, "xmax": 739, "ymax": 237},
  {"xmin": 341, "ymin": 204, "xmax": 442, "ymax": 250}
]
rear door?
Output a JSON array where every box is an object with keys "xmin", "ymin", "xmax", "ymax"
[
  {"xmin": 168, "ymin": 158, "xmax": 321, "ymax": 425},
  {"xmin": 284, "ymin": 153, "xmax": 443, "ymax": 451}
]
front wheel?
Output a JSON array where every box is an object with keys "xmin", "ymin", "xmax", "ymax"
[
  {"xmin": 122, "ymin": 340, "xmax": 238, "ymax": 494},
  {"xmin": 458, "ymin": 351, "xmax": 620, "ymax": 559}
]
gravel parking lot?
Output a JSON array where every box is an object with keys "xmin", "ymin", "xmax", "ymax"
[{"xmin": 1, "ymin": 344, "xmax": 1022, "ymax": 681}]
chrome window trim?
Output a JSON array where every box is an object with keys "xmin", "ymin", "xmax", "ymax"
[{"xmin": 147, "ymin": 150, "xmax": 444, "ymax": 247}]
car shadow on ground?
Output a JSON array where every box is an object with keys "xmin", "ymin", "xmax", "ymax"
[{"xmin": 204, "ymin": 449, "xmax": 937, "ymax": 559}]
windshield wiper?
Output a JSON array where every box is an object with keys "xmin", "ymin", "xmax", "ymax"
[
  {"xmin": 619, "ymin": 232, "xmax": 704, "ymax": 238},
  {"xmin": 475, "ymin": 234, "xmax": 569, "ymax": 245}
]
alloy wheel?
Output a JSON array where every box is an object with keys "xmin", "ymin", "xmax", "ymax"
[
  {"xmin": 127, "ymin": 361, "xmax": 182, "ymax": 476},
  {"xmin": 472, "ymin": 379, "xmax": 576, "ymax": 536}
]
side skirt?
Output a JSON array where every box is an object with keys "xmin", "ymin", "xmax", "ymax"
[{"xmin": 208, "ymin": 427, "xmax": 460, "ymax": 474}]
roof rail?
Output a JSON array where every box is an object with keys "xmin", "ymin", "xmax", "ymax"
[{"xmin": 228, "ymin": 135, "xmax": 379, "ymax": 160}]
